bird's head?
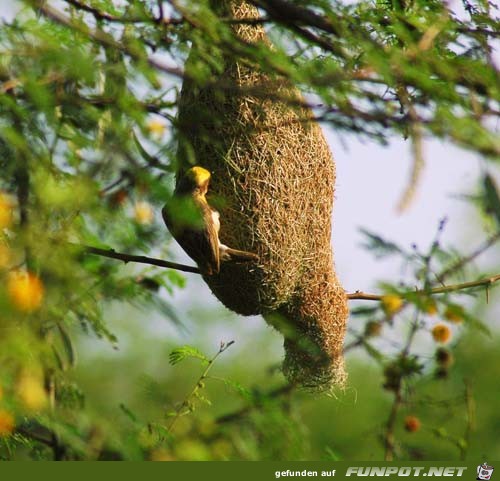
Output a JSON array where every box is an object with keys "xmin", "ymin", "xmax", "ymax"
[{"xmin": 176, "ymin": 166, "xmax": 211, "ymax": 195}]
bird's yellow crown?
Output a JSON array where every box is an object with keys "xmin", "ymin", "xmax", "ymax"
[{"xmin": 185, "ymin": 166, "xmax": 211, "ymax": 187}]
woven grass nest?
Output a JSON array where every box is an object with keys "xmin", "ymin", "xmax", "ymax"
[{"xmin": 176, "ymin": 0, "xmax": 348, "ymax": 389}]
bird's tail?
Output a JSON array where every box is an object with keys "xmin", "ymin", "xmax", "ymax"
[{"xmin": 220, "ymin": 245, "xmax": 259, "ymax": 263}]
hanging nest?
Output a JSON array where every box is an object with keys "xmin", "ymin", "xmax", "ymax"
[{"xmin": 176, "ymin": 0, "xmax": 348, "ymax": 389}]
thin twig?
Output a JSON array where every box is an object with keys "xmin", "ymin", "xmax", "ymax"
[
  {"xmin": 65, "ymin": 0, "xmax": 143, "ymax": 23},
  {"xmin": 347, "ymin": 292, "xmax": 383, "ymax": 301},
  {"xmin": 32, "ymin": 1, "xmax": 184, "ymax": 78},
  {"xmin": 167, "ymin": 341, "xmax": 234, "ymax": 434},
  {"xmin": 82, "ymin": 245, "xmax": 200, "ymax": 274},
  {"xmin": 215, "ymin": 384, "xmax": 294, "ymax": 425},
  {"xmin": 157, "ymin": 0, "xmax": 165, "ymax": 22},
  {"xmin": 64, "ymin": 0, "xmax": 183, "ymax": 25},
  {"xmin": 456, "ymin": 27, "xmax": 500, "ymax": 38},
  {"xmin": 384, "ymin": 315, "xmax": 420, "ymax": 461},
  {"xmin": 437, "ymin": 231, "xmax": 500, "ymax": 282},
  {"xmin": 384, "ymin": 389, "xmax": 403, "ymax": 461},
  {"xmin": 347, "ymin": 273, "xmax": 500, "ymax": 301},
  {"xmin": 83, "ymin": 243, "xmax": 500, "ymax": 288},
  {"xmin": 15, "ymin": 427, "xmax": 54, "ymax": 447}
]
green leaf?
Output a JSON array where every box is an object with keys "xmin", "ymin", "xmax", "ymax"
[
  {"xmin": 361, "ymin": 340, "xmax": 385, "ymax": 363},
  {"xmin": 119, "ymin": 403, "xmax": 138, "ymax": 423},
  {"xmin": 222, "ymin": 379, "xmax": 252, "ymax": 400},
  {"xmin": 462, "ymin": 310, "xmax": 491, "ymax": 336},
  {"xmin": 169, "ymin": 345, "xmax": 209, "ymax": 366},
  {"xmin": 483, "ymin": 173, "xmax": 500, "ymax": 227},
  {"xmin": 194, "ymin": 391, "xmax": 212, "ymax": 406},
  {"xmin": 57, "ymin": 323, "xmax": 77, "ymax": 368},
  {"xmin": 359, "ymin": 228, "xmax": 407, "ymax": 259}
]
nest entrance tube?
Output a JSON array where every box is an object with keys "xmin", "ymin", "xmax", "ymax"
[{"xmin": 177, "ymin": 0, "xmax": 348, "ymax": 389}]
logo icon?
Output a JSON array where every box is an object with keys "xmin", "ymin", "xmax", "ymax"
[{"xmin": 477, "ymin": 462, "xmax": 494, "ymax": 480}]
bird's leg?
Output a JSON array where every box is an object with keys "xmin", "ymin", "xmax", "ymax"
[{"xmin": 219, "ymin": 244, "xmax": 259, "ymax": 263}]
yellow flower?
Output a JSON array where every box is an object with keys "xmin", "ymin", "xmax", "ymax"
[
  {"xmin": 0, "ymin": 409, "xmax": 14, "ymax": 437},
  {"xmin": 134, "ymin": 201, "xmax": 154, "ymax": 225},
  {"xmin": 7, "ymin": 271, "xmax": 44, "ymax": 313},
  {"xmin": 0, "ymin": 192, "xmax": 13, "ymax": 230},
  {"xmin": 17, "ymin": 373, "xmax": 48, "ymax": 412},
  {"xmin": 146, "ymin": 119, "xmax": 166, "ymax": 137},
  {"xmin": 381, "ymin": 295, "xmax": 404, "ymax": 315},
  {"xmin": 431, "ymin": 323, "xmax": 452, "ymax": 344}
]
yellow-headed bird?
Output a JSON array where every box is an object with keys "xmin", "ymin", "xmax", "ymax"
[{"xmin": 162, "ymin": 166, "xmax": 258, "ymax": 275}]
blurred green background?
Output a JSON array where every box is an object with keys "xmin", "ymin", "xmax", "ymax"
[{"xmin": 69, "ymin": 277, "xmax": 500, "ymax": 461}]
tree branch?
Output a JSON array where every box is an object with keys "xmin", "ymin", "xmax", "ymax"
[
  {"xmin": 347, "ymin": 273, "xmax": 500, "ymax": 301},
  {"xmin": 83, "ymin": 245, "xmax": 200, "ymax": 274},
  {"xmin": 250, "ymin": 0, "xmax": 340, "ymax": 36},
  {"xmin": 64, "ymin": 0, "xmax": 144, "ymax": 23},
  {"xmin": 32, "ymin": 1, "xmax": 184, "ymax": 78},
  {"xmin": 64, "ymin": 0, "xmax": 184, "ymax": 25},
  {"xmin": 83, "ymin": 242, "xmax": 500, "ymax": 294},
  {"xmin": 347, "ymin": 292, "xmax": 384, "ymax": 301}
]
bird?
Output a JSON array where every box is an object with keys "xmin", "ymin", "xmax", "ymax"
[{"xmin": 162, "ymin": 166, "xmax": 258, "ymax": 275}]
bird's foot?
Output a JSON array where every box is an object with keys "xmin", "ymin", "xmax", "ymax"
[{"xmin": 219, "ymin": 244, "xmax": 258, "ymax": 262}]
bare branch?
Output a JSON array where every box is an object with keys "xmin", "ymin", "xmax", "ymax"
[
  {"xmin": 347, "ymin": 273, "xmax": 500, "ymax": 301},
  {"xmin": 347, "ymin": 292, "xmax": 385, "ymax": 301},
  {"xmin": 83, "ymin": 245, "xmax": 200, "ymax": 274}
]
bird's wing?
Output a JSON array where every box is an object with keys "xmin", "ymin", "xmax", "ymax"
[
  {"xmin": 200, "ymin": 201, "xmax": 220, "ymax": 274},
  {"xmin": 162, "ymin": 200, "xmax": 220, "ymax": 275}
]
